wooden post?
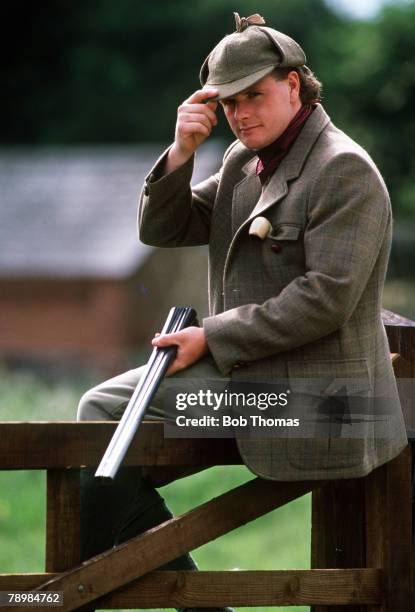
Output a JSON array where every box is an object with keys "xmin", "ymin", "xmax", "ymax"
[
  {"xmin": 384, "ymin": 309, "xmax": 415, "ymax": 436},
  {"xmin": 365, "ymin": 445, "xmax": 414, "ymax": 612},
  {"xmin": 46, "ymin": 468, "xmax": 81, "ymax": 572},
  {"xmin": 383, "ymin": 309, "xmax": 415, "ymax": 376},
  {"xmin": 311, "ymin": 479, "xmax": 366, "ymax": 612}
]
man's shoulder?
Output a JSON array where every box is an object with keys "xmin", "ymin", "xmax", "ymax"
[
  {"xmin": 307, "ymin": 118, "xmax": 390, "ymax": 198},
  {"xmin": 317, "ymin": 117, "xmax": 379, "ymax": 172}
]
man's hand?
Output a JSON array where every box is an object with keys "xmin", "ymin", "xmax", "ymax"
[
  {"xmin": 165, "ymin": 88, "xmax": 219, "ymax": 174},
  {"xmin": 151, "ymin": 326, "xmax": 208, "ymax": 376}
]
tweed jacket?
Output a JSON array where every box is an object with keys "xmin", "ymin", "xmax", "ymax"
[{"xmin": 139, "ymin": 104, "xmax": 408, "ymax": 481}]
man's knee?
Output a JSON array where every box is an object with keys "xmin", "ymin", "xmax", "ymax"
[
  {"xmin": 76, "ymin": 367, "xmax": 144, "ymax": 422},
  {"xmin": 77, "ymin": 387, "xmax": 114, "ymax": 421}
]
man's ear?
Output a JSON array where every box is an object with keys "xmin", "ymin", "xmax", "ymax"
[{"xmin": 287, "ymin": 70, "xmax": 300, "ymax": 101}]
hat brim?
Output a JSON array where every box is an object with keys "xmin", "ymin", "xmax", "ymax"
[{"xmin": 204, "ymin": 65, "xmax": 277, "ymax": 101}]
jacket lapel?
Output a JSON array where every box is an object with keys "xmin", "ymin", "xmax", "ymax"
[{"xmin": 231, "ymin": 157, "xmax": 262, "ymax": 235}]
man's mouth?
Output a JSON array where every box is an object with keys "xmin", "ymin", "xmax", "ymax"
[{"xmin": 239, "ymin": 125, "xmax": 260, "ymax": 134}]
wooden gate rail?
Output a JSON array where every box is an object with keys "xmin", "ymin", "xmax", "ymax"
[
  {"xmin": 0, "ymin": 421, "xmax": 241, "ymax": 469},
  {"xmin": 0, "ymin": 309, "xmax": 413, "ymax": 610},
  {"xmin": 0, "ymin": 570, "xmax": 382, "ymax": 608}
]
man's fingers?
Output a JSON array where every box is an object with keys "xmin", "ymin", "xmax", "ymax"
[
  {"xmin": 179, "ymin": 111, "xmax": 217, "ymax": 130},
  {"xmin": 179, "ymin": 122, "xmax": 211, "ymax": 138},
  {"xmin": 178, "ymin": 104, "xmax": 218, "ymax": 126},
  {"xmin": 166, "ymin": 355, "xmax": 187, "ymax": 376},
  {"xmin": 152, "ymin": 327, "xmax": 207, "ymax": 376},
  {"xmin": 185, "ymin": 88, "xmax": 219, "ymax": 105},
  {"xmin": 205, "ymin": 99, "xmax": 219, "ymax": 113},
  {"xmin": 172, "ymin": 90, "xmax": 219, "ymax": 159},
  {"xmin": 153, "ymin": 333, "xmax": 185, "ymax": 375},
  {"xmin": 152, "ymin": 332, "xmax": 180, "ymax": 347},
  {"xmin": 178, "ymin": 114, "xmax": 215, "ymax": 135}
]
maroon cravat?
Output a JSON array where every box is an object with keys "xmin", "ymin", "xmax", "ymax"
[{"xmin": 256, "ymin": 104, "xmax": 316, "ymax": 185}]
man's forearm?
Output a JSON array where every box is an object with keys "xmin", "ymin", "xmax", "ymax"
[{"xmin": 164, "ymin": 142, "xmax": 193, "ymax": 175}]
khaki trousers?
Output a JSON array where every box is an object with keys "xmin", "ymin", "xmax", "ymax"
[{"xmin": 77, "ymin": 353, "xmax": 226, "ymax": 423}]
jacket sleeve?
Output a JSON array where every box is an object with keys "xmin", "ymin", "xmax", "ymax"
[
  {"xmin": 138, "ymin": 146, "xmax": 221, "ymax": 247},
  {"xmin": 203, "ymin": 152, "xmax": 392, "ymax": 375}
]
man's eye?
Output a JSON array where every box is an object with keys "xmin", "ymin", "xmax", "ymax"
[{"xmin": 247, "ymin": 91, "xmax": 260, "ymax": 99}]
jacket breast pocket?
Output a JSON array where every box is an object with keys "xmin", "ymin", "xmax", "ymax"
[
  {"xmin": 262, "ymin": 223, "xmax": 305, "ymax": 284},
  {"xmin": 285, "ymin": 358, "xmax": 375, "ymax": 470},
  {"xmin": 270, "ymin": 223, "xmax": 302, "ymax": 241}
]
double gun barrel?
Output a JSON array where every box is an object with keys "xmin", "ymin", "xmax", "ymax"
[{"xmin": 95, "ymin": 306, "xmax": 197, "ymax": 479}]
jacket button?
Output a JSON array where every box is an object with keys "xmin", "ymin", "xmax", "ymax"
[{"xmin": 271, "ymin": 243, "xmax": 282, "ymax": 253}]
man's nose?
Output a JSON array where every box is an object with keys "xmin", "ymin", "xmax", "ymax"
[{"xmin": 234, "ymin": 101, "xmax": 249, "ymax": 122}]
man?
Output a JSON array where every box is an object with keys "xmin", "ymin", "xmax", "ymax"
[{"xmin": 78, "ymin": 12, "xmax": 408, "ymax": 609}]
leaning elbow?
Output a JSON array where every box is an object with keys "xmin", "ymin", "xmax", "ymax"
[
  {"xmin": 138, "ymin": 225, "xmax": 182, "ymax": 248},
  {"xmin": 138, "ymin": 226, "xmax": 156, "ymax": 247}
]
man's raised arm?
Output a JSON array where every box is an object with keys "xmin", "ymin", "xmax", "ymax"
[{"xmin": 165, "ymin": 88, "xmax": 218, "ymax": 174}]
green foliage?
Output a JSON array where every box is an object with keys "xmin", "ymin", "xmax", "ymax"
[
  {"xmin": 1, "ymin": 1, "xmax": 415, "ymax": 216},
  {"xmin": 318, "ymin": 2, "xmax": 415, "ymax": 218},
  {"xmin": 1, "ymin": 0, "xmax": 336, "ymax": 144},
  {"xmin": 383, "ymin": 278, "xmax": 415, "ymax": 318},
  {"xmin": 0, "ymin": 366, "xmax": 89, "ymax": 421},
  {"xmin": 0, "ymin": 471, "xmax": 46, "ymax": 573}
]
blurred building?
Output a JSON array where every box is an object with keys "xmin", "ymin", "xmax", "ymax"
[{"xmin": 0, "ymin": 143, "xmax": 221, "ymax": 373}]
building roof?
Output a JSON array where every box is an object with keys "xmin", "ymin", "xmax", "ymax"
[{"xmin": 0, "ymin": 143, "xmax": 222, "ymax": 279}]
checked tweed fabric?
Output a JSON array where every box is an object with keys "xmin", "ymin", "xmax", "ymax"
[{"xmin": 139, "ymin": 104, "xmax": 408, "ymax": 481}]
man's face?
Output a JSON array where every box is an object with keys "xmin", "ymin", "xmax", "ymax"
[{"xmin": 220, "ymin": 72, "xmax": 302, "ymax": 150}]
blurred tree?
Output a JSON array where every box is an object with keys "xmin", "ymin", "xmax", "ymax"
[
  {"xmin": 317, "ymin": 2, "xmax": 415, "ymax": 217},
  {"xmin": 0, "ymin": 0, "xmax": 414, "ymax": 217},
  {"xmin": 0, "ymin": 0, "xmax": 339, "ymax": 144}
]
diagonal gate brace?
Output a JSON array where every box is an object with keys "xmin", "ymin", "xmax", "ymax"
[{"xmin": 14, "ymin": 476, "xmax": 318, "ymax": 611}]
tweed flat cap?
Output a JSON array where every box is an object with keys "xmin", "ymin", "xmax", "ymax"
[{"xmin": 200, "ymin": 13, "xmax": 306, "ymax": 100}]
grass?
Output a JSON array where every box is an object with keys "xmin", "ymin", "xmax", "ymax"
[{"xmin": 0, "ymin": 367, "xmax": 311, "ymax": 611}]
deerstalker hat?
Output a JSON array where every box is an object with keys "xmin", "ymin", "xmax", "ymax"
[{"xmin": 200, "ymin": 13, "xmax": 306, "ymax": 100}]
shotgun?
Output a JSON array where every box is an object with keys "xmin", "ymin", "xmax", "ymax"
[{"xmin": 95, "ymin": 306, "xmax": 197, "ymax": 479}]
